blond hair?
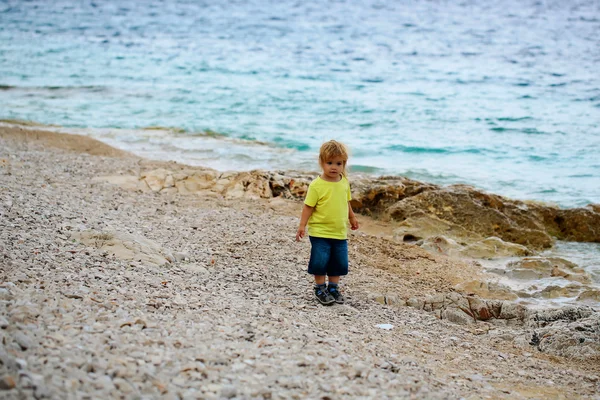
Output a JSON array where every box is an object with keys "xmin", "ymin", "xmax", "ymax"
[{"xmin": 319, "ymin": 140, "xmax": 349, "ymax": 176}]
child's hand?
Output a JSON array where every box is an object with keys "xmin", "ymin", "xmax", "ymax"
[
  {"xmin": 350, "ymin": 216, "xmax": 359, "ymax": 230},
  {"xmin": 296, "ymin": 226, "xmax": 306, "ymax": 241}
]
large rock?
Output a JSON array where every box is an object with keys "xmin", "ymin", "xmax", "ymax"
[
  {"xmin": 387, "ymin": 187, "xmax": 553, "ymax": 250},
  {"xmin": 403, "ymin": 291, "xmax": 526, "ymax": 325},
  {"xmin": 96, "ymin": 167, "xmax": 600, "ymax": 248},
  {"xmin": 506, "ymin": 257, "xmax": 592, "ymax": 284},
  {"xmin": 533, "ymin": 204, "xmax": 600, "ymax": 242},
  {"xmin": 454, "ymin": 280, "xmax": 519, "ymax": 301},
  {"xmin": 348, "ymin": 176, "xmax": 436, "ymax": 216},
  {"xmin": 72, "ymin": 230, "xmax": 174, "ymax": 267},
  {"xmin": 420, "ymin": 236, "xmax": 531, "ymax": 259},
  {"xmin": 517, "ymin": 307, "xmax": 600, "ymax": 360},
  {"xmin": 393, "ymin": 215, "xmax": 477, "ymax": 244},
  {"xmin": 460, "ymin": 237, "xmax": 531, "ymax": 258}
]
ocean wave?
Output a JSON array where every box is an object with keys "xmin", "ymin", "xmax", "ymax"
[
  {"xmin": 350, "ymin": 165, "xmax": 384, "ymax": 174},
  {"xmin": 400, "ymin": 169, "xmax": 464, "ymax": 183},
  {"xmin": 0, "ymin": 84, "xmax": 108, "ymax": 93},
  {"xmin": 528, "ymin": 155, "xmax": 549, "ymax": 162},
  {"xmin": 490, "ymin": 127, "xmax": 549, "ymax": 135},
  {"xmin": 272, "ymin": 137, "xmax": 310, "ymax": 151},
  {"xmin": 386, "ymin": 144, "xmax": 487, "ymax": 155},
  {"xmin": 496, "ymin": 117, "xmax": 534, "ymax": 122}
]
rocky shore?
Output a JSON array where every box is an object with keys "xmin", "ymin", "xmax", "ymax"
[{"xmin": 1, "ymin": 125, "xmax": 599, "ymax": 399}]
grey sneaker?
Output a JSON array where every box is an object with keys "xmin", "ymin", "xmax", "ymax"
[
  {"xmin": 327, "ymin": 285, "xmax": 345, "ymax": 304},
  {"xmin": 315, "ymin": 286, "xmax": 335, "ymax": 306}
]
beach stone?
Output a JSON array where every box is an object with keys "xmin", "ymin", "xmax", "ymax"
[
  {"xmin": 220, "ymin": 385, "xmax": 237, "ymax": 398},
  {"xmin": 522, "ymin": 308, "xmax": 600, "ymax": 359},
  {"xmin": 72, "ymin": 229, "xmax": 173, "ymax": 267},
  {"xmin": 539, "ymin": 206, "xmax": 600, "ymax": 243},
  {"xmin": 174, "ymin": 252, "xmax": 189, "ymax": 262},
  {"xmin": 142, "ymin": 168, "xmax": 170, "ymax": 192},
  {"xmin": 538, "ymin": 284, "xmax": 582, "ymax": 299},
  {"xmin": 349, "ymin": 178, "xmax": 408, "ymax": 211},
  {"xmin": 178, "ymin": 171, "xmax": 218, "ymax": 193},
  {"xmin": 508, "ymin": 257, "xmax": 591, "ymax": 284},
  {"xmin": 393, "ymin": 215, "xmax": 474, "ymax": 244},
  {"xmin": 498, "ymin": 302, "xmax": 527, "ymax": 321},
  {"xmin": 387, "ymin": 187, "xmax": 554, "ymax": 250},
  {"xmin": 455, "ymin": 280, "xmax": 519, "ymax": 301},
  {"xmin": 0, "ymin": 347, "xmax": 18, "ymax": 371},
  {"xmin": 0, "ymin": 375, "xmax": 16, "ymax": 390},
  {"xmin": 423, "ymin": 294, "xmax": 445, "ymax": 311},
  {"xmin": 577, "ymin": 290, "xmax": 600, "ymax": 302},
  {"xmin": 467, "ymin": 297, "xmax": 493, "ymax": 321},
  {"xmin": 0, "ymin": 316, "xmax": 8, "ymax": 329},
  {"xmin": 8, "ymin": 304, "xmax": 39, "ymax": 324},
  {"xmin": 504, "ymin": 268, "xmax": 543, "ymax": 280},
  {"xmin": 420, "ymin": 236, "xmax": 463, "ymax": 257},
  {"xmin": 13, "ymin": 331, "xmax": 35, "ymax": 350},
  {"xmin": 406, "ymin": 298, "xmax": 424, "ymax": 310},
  {"xmin": 244, "ymin": 171, "xmax": 273, "ymax": 199},
  {"xmin": 442, "ymin": 308, "xmax": 475, "ymax": 325},
  {"xmin": 35, "ymin": 382, "xmax": 52, "ymax": 398},
  {"xmin": 460, "ymin": 237, "xmax": 531, "ymax": 259}
]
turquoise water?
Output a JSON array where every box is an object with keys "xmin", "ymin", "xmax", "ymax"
[{"xmin": 1, "ymin": 0, "xmax": 600, "ymax": 208}]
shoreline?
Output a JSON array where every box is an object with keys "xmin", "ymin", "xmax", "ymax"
[
  {"xmin": 2, "ymin": 123, "xmax": 599, "ymax": 305},
  {"xmin": 1, "ymin": 125, "xmax": 599, "ymax": 398},
  {"xmin": 2, "ymin": 119, "xmax": 597, "ymax": 210}
]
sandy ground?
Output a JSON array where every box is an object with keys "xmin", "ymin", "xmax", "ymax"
[{"xmin": 1, "ymin": 125, "xmax": 599, "ymax": 399}]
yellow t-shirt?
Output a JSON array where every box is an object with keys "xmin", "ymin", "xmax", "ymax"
[{"xmin": 304, "ymin": 175, "xmax": 352, "ymax": 240}]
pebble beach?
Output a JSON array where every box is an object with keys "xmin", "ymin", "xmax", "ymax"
[{"xmin": 1, "ymin": 126, "xmax": 599, "ymax": 399}]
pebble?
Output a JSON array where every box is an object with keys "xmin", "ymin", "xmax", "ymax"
[
  {"xmin": 13, "ymin": 331, "xmax": 35, "ymax": 351},
  {"xmin": 0, "ymin": 375, "xmax": 16, "ymax": 390}
]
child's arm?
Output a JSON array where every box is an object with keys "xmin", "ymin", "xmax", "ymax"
[
  {"xmin": 296, "ymin": 204, "xmax": 314, "ymax": 241},
  {"xmin": 348, "ymin": 202, "xmax": 359, "ymax": 230}
]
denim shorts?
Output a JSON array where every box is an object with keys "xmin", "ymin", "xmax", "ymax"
[{"xmin": 307, "ymin": 236, "xmax": 349, "ymax": 276}]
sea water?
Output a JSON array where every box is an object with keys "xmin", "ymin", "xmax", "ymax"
[{"xmin": 1, "ymin": 0, "xmax": 599, "ymax": 305}]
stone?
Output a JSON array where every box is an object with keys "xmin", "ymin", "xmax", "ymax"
[
  {"xmin": 442, "ymin": 309, "xmax": 475, "ymax": 325},
  {"xmin": 220, "ymin": 385, "xmax": 237, "ymax": 398},
  {"xmin": 508, "ymin": 257, "xmax": 591, "ymax": 284},
  {"xmin": 13, "ymin": 331, "xmax": 35, "ymax": 350},
  {"xmin": 460, "ymin": 237, "xmax": 531, "ymax": 259},
  {"xmin": 539, "ymin": 285, "xmax": 583, "ymax": 299},
  {"xmin": 455, "ymin": 280, "xmax": 519, "ymax": 301},
  {"xmin": 522, "ymin": 309, "xmax": 600, "ymax": 360},
  {"xmin": 467, "ymin": 297, "xmax": 493, "ymax": 321},
  {"xmin": 72, "ymin": 229, "xmax": 173, "ymax": 267},
  {"xmin": 142, "ymin": 168, "xmax": 170, "ymax": 192},
  {"xmin": 577, "ymin": 290, "xmax": 600, "ymax": 302},
  {"xmin": 420, "ymin": 236, "xmax": 463, "ymax": 257},
  {"xmin": 0, "ymin": 375, "xmax": 16, "ymax": 390},
  {"xmin": 497, "ymin": 302, "xmax": 527, "ymax": 321},
  {"xmin": 387, "ymin": 187, "xmax": 554, "ymax": 250},
  {"xmin": 406, "ymin": 298, "xmax": 424, "ymax": 310}
]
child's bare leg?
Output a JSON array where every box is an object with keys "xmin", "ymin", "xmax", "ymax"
[
  {"xmin": 314, "ymin": 275, "xmax": 326, "ymax": 285},
  {"xmin": 328, "ymin": 276, "xmax": 340, "ymax": 284}
]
